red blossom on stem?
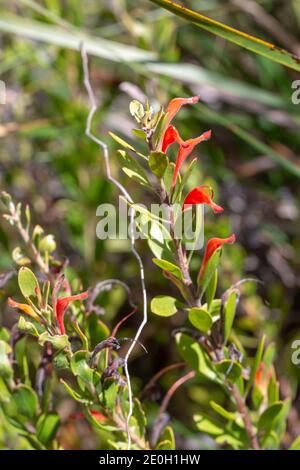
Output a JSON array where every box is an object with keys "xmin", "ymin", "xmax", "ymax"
[
  {"xmin": 54, "ymin": 290, "xmax": 88, "ymax": 335},
  {"xmin": 172, "ymin": 130, "xmax": 212, "ymax": 187},
  {"xmin": 161, "ymin": 125, "xmax": 182, "ymax": 153},
  {"xmin": 165, "ymin": 96, "xmax": 200, "ymax": 126},
  {"xmin": 182, "ymin": 185, "xmax": 224, "ymax": 213},
  {"xmin": 199, "ymin": 234, "xmax": 236, "ymax": 279}
]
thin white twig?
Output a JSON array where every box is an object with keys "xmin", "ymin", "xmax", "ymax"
[{"xmin": 80, "ymin": 43, "xmax": 147, "ymax": 450}]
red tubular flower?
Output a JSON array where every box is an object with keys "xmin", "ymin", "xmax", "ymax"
[
  {"xmin": 165, "ymin": 96, "xmax": 200, "ymax": 125},
  {"xmin": 199, "ymin": 234, "xmax": 236, "ymax": 279},
  {"xmin": 161, "ymin": 125, "xmax": 183, "ymax": 153},
  {"xmin": 55, "ymin": 291, "xmax": 88, "ymax": 335},
  {"xmin": 183, "ymin": 186, "xmax": 224, "ymax": 213},
  {"xmin": 172, "ymin": 130, "xmax": 212, "ymax": 187}
]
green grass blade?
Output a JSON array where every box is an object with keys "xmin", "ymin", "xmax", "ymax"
[
  {"xmin": 0, "ymin": 14, "xmax": 157, "ymax": 63},
  {"xmin": 150, "ymin": 0, "xmax": 300, "ymax": 71}
]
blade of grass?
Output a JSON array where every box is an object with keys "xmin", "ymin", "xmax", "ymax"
[
  {"xmin": 149, "ymin": 0, "xmax": 300, "ymax": 71},
  {"xmin": 0, "ymin": 14, "xmax": 157, "ymax": 63}
]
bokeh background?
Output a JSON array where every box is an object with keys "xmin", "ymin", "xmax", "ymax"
[{"xmin": 0, "ymin": 0, "xmax": 300, "ymax": 449}]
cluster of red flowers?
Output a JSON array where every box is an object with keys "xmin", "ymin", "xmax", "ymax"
[{"xmin": 160, "ymin": 96, "xmax": 236, "ymax": 279}]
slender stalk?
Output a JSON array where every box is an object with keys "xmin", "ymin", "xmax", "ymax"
[
  {"xmin": 141, "ymin": 362, "xmax": 185, "ymax": 398},
  {"xmin": 230, "ymin": 384, "xmax": 260, "ymax": 450},
  {"xmin": 13, "ymin": 212, "xmax": 49, "ymax": 275},
  {"xmin": 158, "ymin": 370, "xmax": 195, "ymax": 417}
]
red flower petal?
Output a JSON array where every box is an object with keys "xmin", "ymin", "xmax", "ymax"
[
  {"xmin": 199, "ymin": 234, "xmax": 236, "ymax": 279},
  {"xmin": 165, "ymin": 96, "xmax": 200, "ymax": 124},
  {"xmin": 161, "ymin": 125, "xmax": 182, "ymax": 153},
  {"xmin": 172, "ymin": 130, "xmax": 212, "ymax": 187},
  {"xmin": 55, "ymin": 291, "xmax": 88, "ymax": 334},
  {"xmin": 183, "ymin": 186, "xmax": 223, "ymax": 213},
  {"xmin": 158, "ymin": 96, "xmax": 200, "ymax": 151}
]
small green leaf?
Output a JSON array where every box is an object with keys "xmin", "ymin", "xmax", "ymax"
[
  {"xmin": 194, "ymin": 414, "xmax": 223, "ymax": 436},
  {"xmin": 60, "ymin": 379, "xmax": 93, "ymax": 405},
  {"xmin": 197, "ymin": 249, "xmax": 221, "ymax": 294},
  {"xmin": 109, "ymin": 131, "xmax": 136, "ymax": 152},
  {"xmin": 53, "ymin": 350, "xmax": 69, "ymax": 369},
  {"xmin": 210, "ymin": 400, "xmax": 236, "ymax": 421},
  {"xmin": 268, "ymin": 375, "xmax": 279, "ymax": 405},
  {"xmin": 18, "ymin": 267, "xmax": 40, "ymax": 298},
  {"xmin": 246, "ymin": 335, "xmax": 265, "ymax": 395},
  {"xmin": 129, "ymin": 100, "xmax": 145, "ymax": 122},
  {"xmin": 39, "ymin": 332, "xmax": 70, "ymax": 350},
  {"xmin": 0, "ymin": 340, "xmax": 13, "ymax": 379},
  {"xmin": 70, "ymin": 351, "xmax": 94, "ymax": 386},
  {"xmin": 176, "ymin": 333, "xmax": 216, "ymax": 379},
  {"xmin": 131, "ymin": 128, "xmax": 147, "ymax": 141},
  {"xmin": 252, "ymin": 384, "xmax": 264, "ymax": 410},
  {"xmin": 164, "ymin": 161, "xmax": 181, "ymax": 195},
  {"xmin": 223, "ymin": 290, "xmax": 238, "ymax": 344},
  {"xmin": 118, "ymin": 150, "xmax": 150, "ymax": 188},
  {"xmin": 188, "ymin": 307, "xmax": 213, "ymax": 333},
  {"xmin": 205, "ymin": 269, "xmax": 217, "ymax": 311},
  {"xmin": 8, "ymin": 384, "xmax": 38, "ymax": 420},
  {"xmin": 156, "ymin": 426, "xmax": 175, "ymax": 450},
  {"xmin": 102, "ymin": 381, "xmax": 119, "ymax": 410},
  {"xmin": 173, "ymin": 158, "xmax": 197, "ymax": 203},
  {"xmin": 37, "ymin": 413, "xmax": 60, "ymax": 445},
  {"xmin": 12, "ymin": 247, "xmax": 31, "ymax": 266},
  {"xmin": 148, "ymin": 151, "xmax": 168, "ymax": 178},
  {"xmin": 133, "ymin": 398, "xmax": 147, "ymax": 439},
  {"xmin": 18, "ymin": 316, "xmax": 39, "ymax": 337},
  {"xmin": 151, "ymin": 295, "xmax": 179, "ymax": 317},
  {"xmin": 215, "ymin": 359, "xmax": 242, "ymax": 383},
  {"xmin": 152, "ymin": 111, "xmax": 168, "ymax": 149},
  {"xmin": 258, "ymin": 401, "xmax": 284, "ymax": 433},
  {"xmin": 152, "ymin": 258, "xmax": 183, "ymax": 281},
  {"xmin": 0, "ymin": 376, "xmax": 11, "ymax": 403}
]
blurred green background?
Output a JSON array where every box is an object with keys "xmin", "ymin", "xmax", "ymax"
[{"xmin": 0, "ymin": 0, "xmax": 300, "ymax": 448}]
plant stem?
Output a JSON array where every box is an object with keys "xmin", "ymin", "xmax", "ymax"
[
  {"xmin": 230, "ymin": 384, "xmax": 260, "ymax": 450},
  {"xmin": 158, "ymin": 370, "xmax": 195, "ymax": 417},
  {"xmin": 13, "ymin": 212, "xmax": 49, "ymax": 275},
  {"xmin": 112, "ymin": 412, "xmax": 149, "ymax": 450}
]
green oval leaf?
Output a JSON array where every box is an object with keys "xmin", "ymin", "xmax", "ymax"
[
  {"xmin": 188, "ymin": 307, "xmax": 213, "ymax": 333},
  {"xmin": 223, "ymin": 290, "xmax": 238, "ymax": 344},
  {"xmin": 0, "ymin": 340, "xmax": 13, "ymax": 379},
  {"xmin": 118, "ymin": 150, "xmax": 151, "ymax": 188},
  {"xmin": 38, "ymin": 332, "xmax": 70, "ymax": 350},
  {"xmin": 257, "ymin": 401, "xmax": 284, "ymax": 433},
  {"xmin": 215, "ymin": 359, "xmax": 242, "ymax": 383},
  {"xmin": 18, "ymin": 267, "xmax": 40, "ymax": 298},
  {"xmin": 70, "ymin": 351, "xmax": 94, "ymax": 386},
  {"xmin": 149, "ymin": 151, "xmax": 169, "ymax": 178},
  {"xmin": 37, "ymin": 413, "xmax": 60, "ymax": 445},
  {"xmin": 197, "ymin": 249, "xmax": 221, "ymax": 294},
  {"xmin": 152, "ymin": 258, "xmax": 183, "ymax": 281},
  {"xmin": 7, "ymin": 384, "xmax": 38, "ymax": 420},
  {"xmin": 176, "ymin": 333, "xmax": 216, "ymax": 379},
  {"xmin": 151, "ymin": 295, "xmax": 179, "ymax": 317}
]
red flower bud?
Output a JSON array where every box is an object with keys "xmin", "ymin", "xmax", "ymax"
[
  {"xmin": 165, "ymin": 96, "xmax": 200, "ymax": 124},
  {"xmin": 199, "ymin": 234, "xmax": 236, "ymax": 279},
  {"xmin": 55, "ymin": 291, "xmax": 88, "ymax": 335},
  {"xmin": 183, "ymin": 186, "xmax": 223, "ymax": 213}
]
